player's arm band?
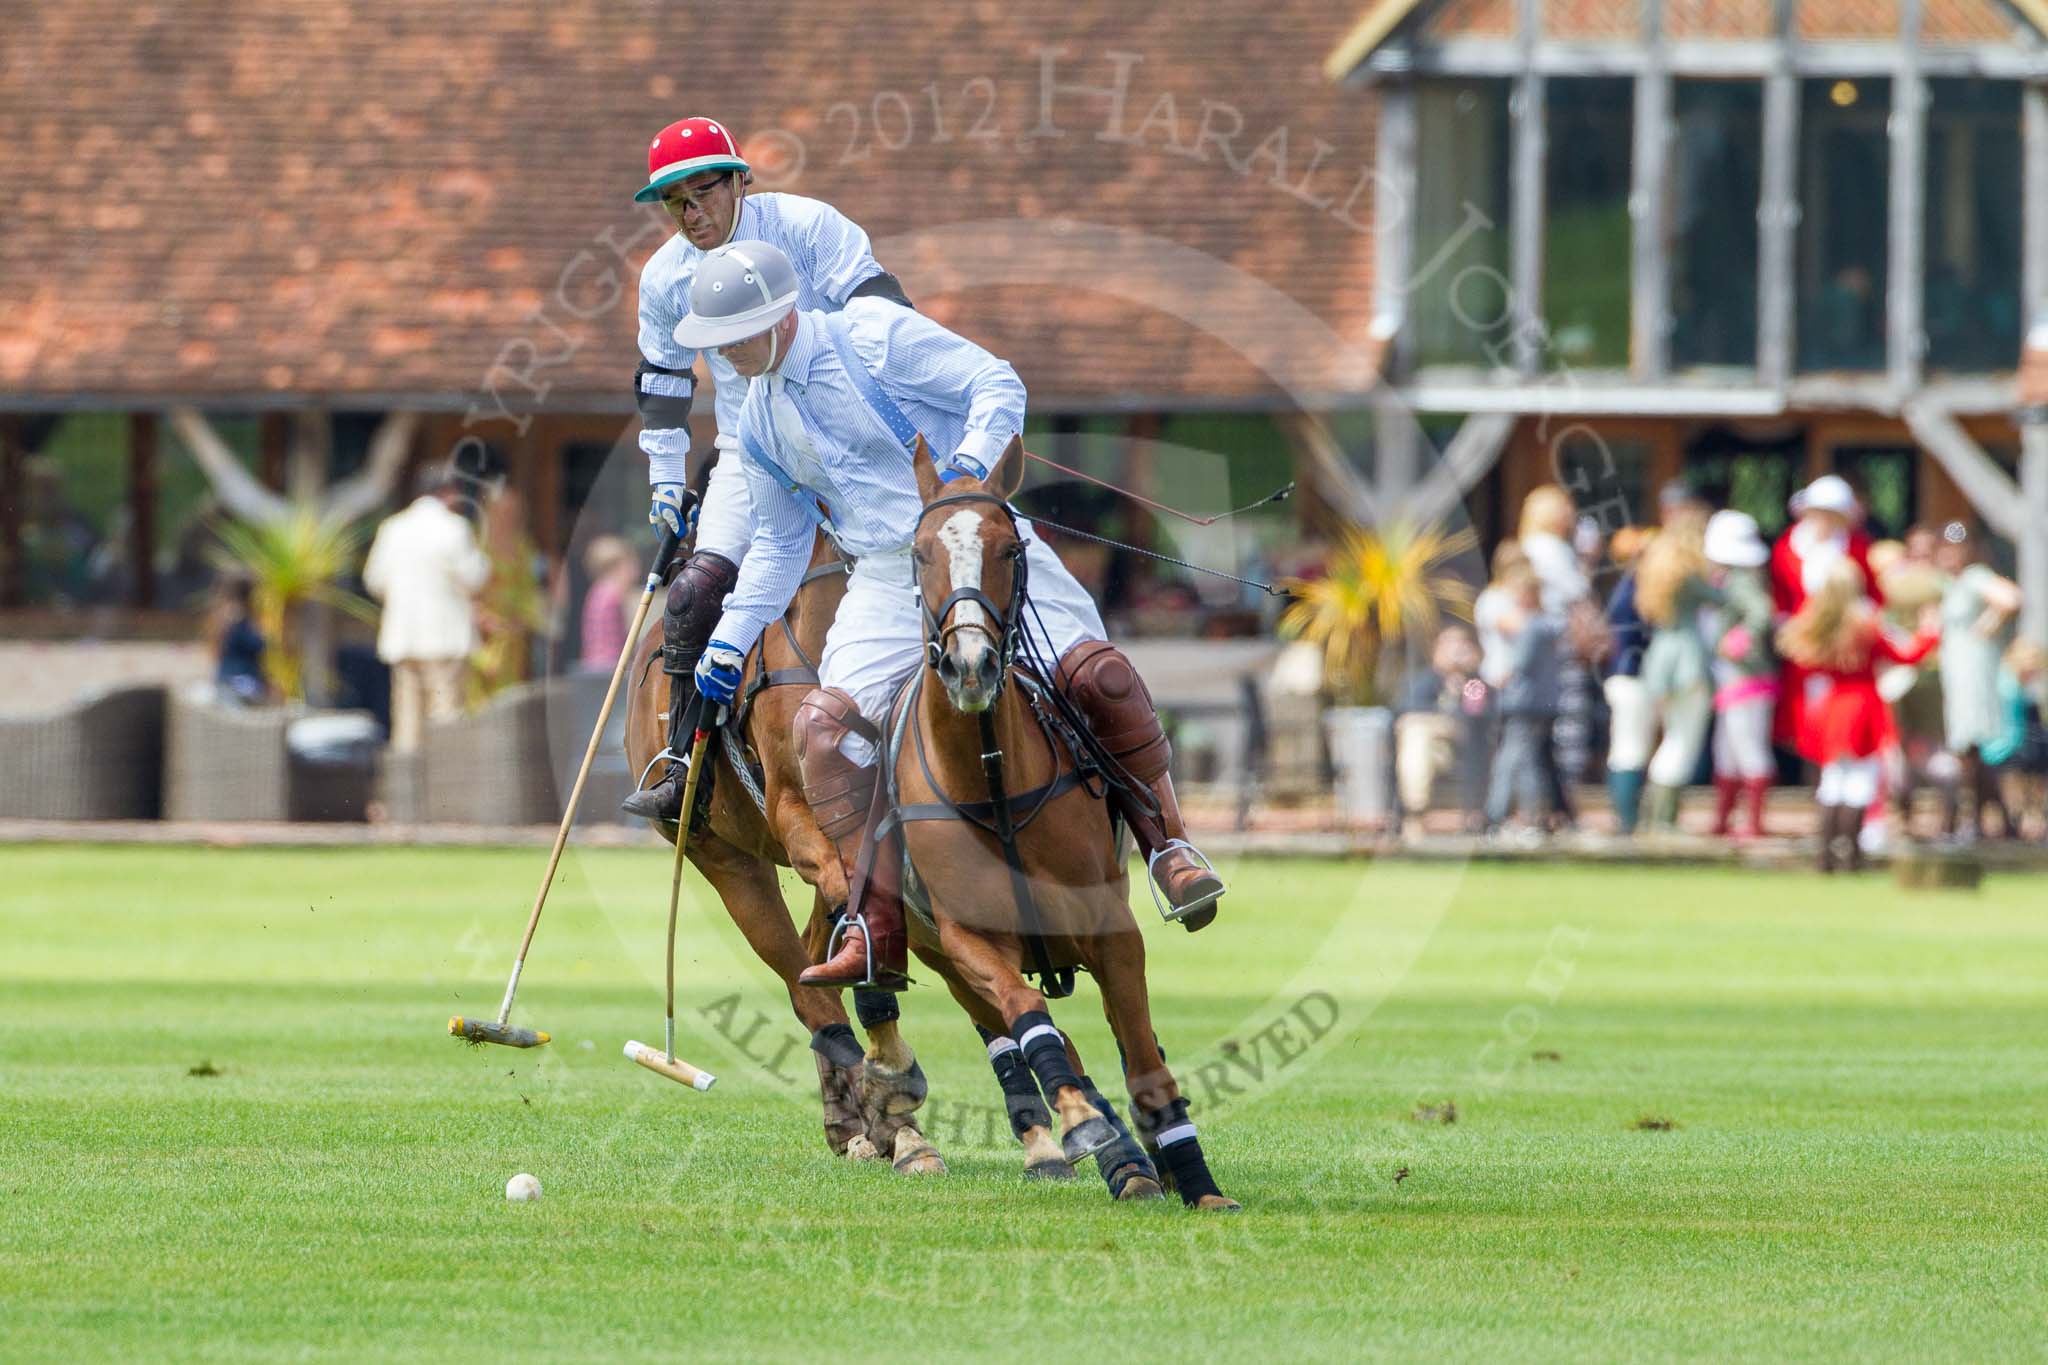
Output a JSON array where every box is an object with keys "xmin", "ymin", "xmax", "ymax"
[
  {"xmin": 847, "ymin": 271, "xmax": 914, "ymax": 310},
  {"xmin": 635, "ymin": 358, "xmax": 695, "ymax": 430}
]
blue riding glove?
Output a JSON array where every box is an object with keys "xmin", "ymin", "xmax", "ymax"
[
  {"xmin": 938, "ymin": 453, "xmax": 988, "ymax": 485},
  {"xmin": 694, "ymin": 639, "xmax": 744, "ymax": 706},
  {"xmin": 650, "ymin": 483, "xmax": 699, "ymax": 538}
]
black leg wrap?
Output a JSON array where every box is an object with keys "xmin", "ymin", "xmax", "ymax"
[
  {"xmin": 1136, "ymin": 1098, "xmax": 1223, "ymax": 1206},
  {"xmin": 853, "ymin": 989, "xmax": 901, "ymax": 1030},
  {"xmin": 1080, "ymin": 1075, "xmax": 1159, "ymax": 1198},
  {"xmin": 809, "ymin": 1022, "xmax": 864, "ymax": 1072},
  {"xmin": 980, "ymin": 1025, "xmax": 1052, "ymax": 1138},
  {"xmin": 1012, "ymin": 1010, "xmax": 1083, "ymax": 1099}
]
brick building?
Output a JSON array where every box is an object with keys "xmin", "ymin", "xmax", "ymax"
[{"xmin": 2, "ymin": 0, "xmax": 2043, "ymax": 641}]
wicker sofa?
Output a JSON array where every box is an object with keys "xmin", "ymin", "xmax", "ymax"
[
  {"xmin": 163, "ymin": 685, "xmax": 379, "ymax": 822},
  {"xmin": 0, "ymin": 684, "xmax": 167, "ymax": 820}
]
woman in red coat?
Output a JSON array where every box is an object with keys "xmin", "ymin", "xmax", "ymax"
[
  {"xmin": 1776, "ymin": 556, "xmax": 1938, "ymax": 872},
  {"xmin": 1770, "ymin": 474, "xmax": 1884, "ymax": 761}
]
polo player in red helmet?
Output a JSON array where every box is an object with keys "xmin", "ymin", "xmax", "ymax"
[{"xmin": 623, "ymin": 116, "xmax": 914, "ymax": 821}]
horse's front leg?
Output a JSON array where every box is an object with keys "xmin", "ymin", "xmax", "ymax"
[
  {"xmin": 933, "ymin": 912, "xmax": 1116, "ymax": 1165},
  {"xmin": 687, "ymin": 836, "xmax": 862, "ymax": 1155},
  {"xmin": 1091, "ymin": 923, "xmax": 1239, "ymax": 1211}
]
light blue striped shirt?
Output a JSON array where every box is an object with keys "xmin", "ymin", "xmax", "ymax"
[
  {"xmin": 708, "ymin": 302, "xmax": 1026, "ymax": 653},
  {"xmin": 636, "ymin": 192, "xmax": 885, "ymax": 483}
]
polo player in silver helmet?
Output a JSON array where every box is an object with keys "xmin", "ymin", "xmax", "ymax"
[
  {"xmin": 674, "ymin": 240, "xmax": 1224, "ymax": 992},
  {"xmin": 622, "ymin": 115, "xmax": 914, "ymax": 821}
]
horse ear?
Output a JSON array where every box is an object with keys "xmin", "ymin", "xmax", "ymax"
[
  {"xmin": 985, "ymin": 434, "xmax": 1026, "ymax": 501},
  {"xmin": 912, "ymin": 434, "xmax": 942, "ymax": 503}
]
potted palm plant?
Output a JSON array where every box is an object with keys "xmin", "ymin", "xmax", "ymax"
[
  {"xmin": 209, "ymin": 506, "xmax": 376, "ymax": 703},
  {"xmin": 1280, "ymin": 520, "xmax": 1476, "ymax": 827}
]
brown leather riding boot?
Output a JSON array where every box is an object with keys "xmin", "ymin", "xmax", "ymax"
[
  {"xmin": 793, "ymin": 688, "xmax": 909, "ymax": 990},
  {"xmin": 1056, "ymin": 641, "xmax": 1225, "ymax": 932},
  {"xmin": 799, "ymin": 809, "xmax": 910, "ymax": 991},
  {"xmin": 1710, "ymin": 776, "xmax": 1740, "ymax": 837},
  {"xmin": 1742, "ymin": 778, "xmax": 1770, "ymax": 839}
]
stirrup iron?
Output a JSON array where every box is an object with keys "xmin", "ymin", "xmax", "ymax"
[
  {"xmin": 821, "ymin": 911, "xmax": 881, "ymax": 988},
  {"xmin": 1145, "ymin": 839, "xmax": 1225, "ymax": 925}
]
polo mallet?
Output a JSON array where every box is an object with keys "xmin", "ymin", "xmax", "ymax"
[
  {"xmin": 449, "ymin": 527, "xmax": 681, "ymax": 1050},
  {"xmin": 626, "ymin": 705, "xmax": 723, "ymax": 1092}
]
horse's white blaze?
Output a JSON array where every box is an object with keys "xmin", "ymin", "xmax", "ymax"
[{"xmin": 937, "ymin": 509, "xmax": 989, "ymax": 633}]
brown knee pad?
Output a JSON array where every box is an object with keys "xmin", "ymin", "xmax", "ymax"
[
  {"xmin": 661, "ymin": 551, "xmax": 739, "ymax": 676},
  {"xmin": 1055, "ymin": 640, "xmax": 1170, "ymax": 781},
  {"xmin": 793, "ymin": 687, "xmax": 882, "ymax": 842}
]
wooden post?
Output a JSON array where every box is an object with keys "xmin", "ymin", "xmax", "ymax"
[
  {"xmin": 2026, "ymin": 84, "xmax": 2048, "ymax": 327},
  {"xmin": 1888, "ymin": 0, "xmax": 1926, "ymax": 395},
  {"xmin": 1373, "ymin": 81, "xmax": 1418, "ymax": 374},
  {"xmin": 1631, "ymin": 0, "xmax": 1671, "ymax": 378},
  {"xmin": 128, "ymin": 412, "xmax": 158, "ymax": 609},
  {"xmin": 1757, "ymin": 0, "xmax": 1800, "ymax": 387},
  {"xmin": 259, "ymin": 412, "xmax": 289, "ymax": 491},
  {"xmin": 1511, "ymin": 0, "xmax": 1546, "ymax": 376},
  {"xmin": 2021, "ymin": 422, "xmax": 2048, "ymax": 646},
  {"xmin": 0, "ymin": 415, "xmax": 23, "ymax": 608},
  {"xmin": 1372, "ymin": 82, "xmax": 1423, "ymax": 502}
]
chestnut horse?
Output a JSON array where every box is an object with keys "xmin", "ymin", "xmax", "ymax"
[
  {"xmin": 888, "ymin": 436, "xmax": 1237, "ymax": 1210},
  {"xmin": 624, "ymin": 534, "xmax": 943, "ymax": 1173},
  {"xmin": 625, "ymin": 531, "xmax": 1150, "ymax": 1192}
]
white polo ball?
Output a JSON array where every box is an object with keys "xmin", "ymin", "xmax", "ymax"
[{"xmin": 505, "ymin": 1172, "xmax": 542, "ymax": 1202}]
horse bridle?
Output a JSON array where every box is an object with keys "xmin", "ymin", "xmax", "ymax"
[{"xmin": 913, "ymin": 491, "xmax": 1030, "ymax": 689}]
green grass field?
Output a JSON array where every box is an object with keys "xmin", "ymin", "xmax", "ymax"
[{"xmin": 5, "ymin": 845, "xmax": 2047, "ymax": 1361}]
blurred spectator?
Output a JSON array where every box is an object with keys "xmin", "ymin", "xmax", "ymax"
[
  {"xmin": 1474, "ymin": 540, "xmax": 1531, "ymax": 693},
  {"xmin": 1637, "ymin": 511, "xmax": 1718, "ymax": 831},
  {"xmin": 363, "ymin": 467, "xmax": 490, "ymax": 753},
  {"xmin": 1876, "ymin": 531, "xmax": 1950, "ymax": 838},
  {"xmin": 207, "ymin": 575, "xmax": 269, "ymax": 706},
  {"xmin": 1777, "ymin": 558, "xmax": 1940, "ymax": 872},
  {"xmin": 1520, "ymin": 484, "xmax": 1589, "ymax": 615},
  {"xmin": 1936, "ymin": 522, "xmax": 2023, "ymax": 841},
  {"xmin": 1603, "ymin": 526, "xmax": 1654, "ymax": 834},
  {"xmin": 578, "ymin": 535, "xmax": 639, "ymax": 672},
  {"xmin": 1396, "ymin": 623, "xmax": 1489, "ymax": 834},
  {"xmin": 1703, "ymin": 510, "xmax": 1776, "ymax": 839},
  {"xmin": 1986, "ymin": 639, "xmax": 2048, "ymax": 841},
  {"xmin": 1485, "ymin": 567, "xmax": 1562, "ymax": 837},
  {"xmin": 1771, "ymin": 474, "xmax": 1881, "ymax": 764}
]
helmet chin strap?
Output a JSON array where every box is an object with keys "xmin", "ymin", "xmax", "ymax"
[{"xmin": 722, "ymin": 173, "xmax": 748, "ymax": 246}]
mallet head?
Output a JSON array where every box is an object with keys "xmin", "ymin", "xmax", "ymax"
[
  {"xmin": 625, "ymin": 1039, "xmax": 715, "ymax": 1091},
  {"xmin": 449, "ymin": 1016, "xmax": 551, "ymax": 1048}
]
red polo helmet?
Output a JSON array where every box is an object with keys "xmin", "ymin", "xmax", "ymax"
[{"xmin": 634, "ymin": 117, "xmax": 750, "ymax": 203}]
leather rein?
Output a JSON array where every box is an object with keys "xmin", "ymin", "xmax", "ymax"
[{"xmin": 890, "ymin": 490, "xmax": 1095, "ymax": 998}]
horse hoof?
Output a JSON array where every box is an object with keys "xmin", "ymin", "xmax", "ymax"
[
  {"xmin": 890, "ymin": 1128, "xmax": 947, "ymax": 1176},
  {"xmin": 1193, "ymin": 1193, "xmax": 1243, "ymax": 1212},
  {"xmin": 843, "ymin": 1134, "xmax": 883, "ymax": 1162},
  {"xmin": 861, "ymin": 1058, "xmax": 929, "ymax": 1121},
  {"xmin": 1061, "ymin": 1116, "xmax": 1117, "ymax": 1164},
  {"xmin": 1024, "ymin": 1157, "xmax": 1076, "ymax": 1181},
  {"xmin": 1114, "ymin": 1173, "xmax": 1165, "ymax": 1202}
]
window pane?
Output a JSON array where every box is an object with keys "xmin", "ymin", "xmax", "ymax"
[
  {"xmin": 25, "ymin": 414, "xmax": 126, "ymax": 606},
  {"xmin": 1924, "ymin": 80, "xmax": 2021, "ymax": 373},
  {"xmin": 1797, "ymin": 77, "xmax": 1891, "ymax": 371},
  {"xmin": 1545, "ymin": 78, "xmax": 1634, "ymax": 369},
  {"xmin": 1412, "ymin": 79, "xmax": 1513, "ymax": 368},
  {"xmin": 1832, "ymin": 444, "xmax": 1918, "ymax": 540},
  {"xmin": 1671, "ymin": 82, "xmax": 1762, "ymax": 370}
]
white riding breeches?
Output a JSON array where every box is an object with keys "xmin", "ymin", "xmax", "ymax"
[
  {"xmin": 1712, "ymin": 696, "xmax": 1777, "ymax": 781},
  {"xmin": 1605, "ymin": 674, "xmax": 1656, "ymax": 773},
  {"xmin": 818, "ymin": 526, "xmax": 1105, "ymax": 765},
  {"xmin": 691, "ymin": 434, "xmax": 758, "ymax": 568},
  {"xmin": 1817, "ymin": 757, "xmax": 1880, "ymax": 808},
  {"xmin": 1648, "ymin": 683, "xmax": 1713, "ymax": 788}
]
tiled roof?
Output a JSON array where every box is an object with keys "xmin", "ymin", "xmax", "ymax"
[{"xmin": 0, "ymin": 2, "xmax": 1382, "ymax": 409}]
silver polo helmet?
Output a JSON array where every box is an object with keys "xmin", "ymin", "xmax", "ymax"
[{"xmin": 672, "ymin": 240, "xmax": 799, "ymax": 350}]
